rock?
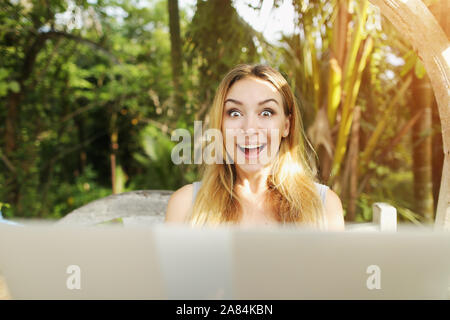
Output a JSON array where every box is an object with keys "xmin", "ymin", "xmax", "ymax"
[{"xmin": 57, "ymin": 190, "xmax": 173, "ymax": 226}]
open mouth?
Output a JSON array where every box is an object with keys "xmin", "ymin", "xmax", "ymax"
[{"xmin": 237, "ymin": 144, "xmax": 267, "ymax": 158}]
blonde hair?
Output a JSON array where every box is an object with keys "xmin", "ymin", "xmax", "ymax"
[{"xmin": 188, "ymin": 64, "xmax": 326, "ymax": 229}]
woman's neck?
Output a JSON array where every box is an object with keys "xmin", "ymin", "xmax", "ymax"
[{"xmin": 235, "ymin": 167, "xmax": 271, "ymax": 198}]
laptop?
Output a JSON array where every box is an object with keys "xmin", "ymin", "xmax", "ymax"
[
  {"xmin": 231, "ymin": 226, "xmax": 450, "ymax": 299},
  {"xmin": 0, "ymin": 223, "xmax": 166, "ymax": 299},
  {"xmin": 0, "ymin": 223, "xmax": 449, "ymax": 299}
]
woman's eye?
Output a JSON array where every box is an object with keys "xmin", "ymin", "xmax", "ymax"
[
  {"xmin": 228, "ymin": 110, "xmax": 241, "ymax": 117},
  {"xmin": 227, "ymin": 109, "xmax": 273, "ymax": 117}
]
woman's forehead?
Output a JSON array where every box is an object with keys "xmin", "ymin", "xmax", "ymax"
[{"xmin": 225, "ymin": 77, "xmax": 281, "ymax": 102}]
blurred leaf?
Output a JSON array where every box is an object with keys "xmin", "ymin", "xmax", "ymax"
[
  {"xmin": 414, "ymin": 59, "xmax": 426, "ymax": 79},
  {"xmin": 400, "ymin": 50, "xmax": 416, "ymax": 77},
  {"xmin": 115, "ymin": 165, "xmax": 128, "ymax": 194},
  {"xmin": 95, "ymin": 218, "xmax": 124, "ymax": 226},
  {"xmin": 8, "ymin": 81, "xmax": 20, "ymax": 93}
]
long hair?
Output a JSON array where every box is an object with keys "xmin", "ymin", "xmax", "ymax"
[{"xmin": 188, "ymin": 64, "xmax": 326, "ymax": 229}]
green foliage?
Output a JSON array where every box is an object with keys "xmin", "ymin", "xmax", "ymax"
[
  {"xmin": 355, "ymin": 165, "xmax": 423, "ymax": 224},
  {"xmin": 0, "ymin": 0, "xmax": 179, "ymax": 218},
  {"xmin": 355, "ymin": 193, "xmax": 373, "ymax": 222},
  {"xmin": 401, "ymin": 50, "xmax": 427, "ymax": 79},
  {"xmin": 185, "ymin": 0, "xmax": 260, "ymax": 111},
  {"xmin": 0, "ymin": 0, "xmax": 436, "ymax": 227},
  {"xmin": 130, "ymin": 124, "xmax": 194, "ymax": 190},
  {"xmin": 0, "ymin": 68, "xmax": 20, "ymax": 96},
  {"xmin": 45, "ymin": 165, "xmax": 113, "ymax": 219}
]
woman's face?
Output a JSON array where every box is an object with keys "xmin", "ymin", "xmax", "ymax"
[{"xmin": 221, "ymin": 76, "xmax": 290, "ymax": 173}]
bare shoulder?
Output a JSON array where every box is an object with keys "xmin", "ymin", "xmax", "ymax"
[
  {"xmin": 324, "ymin": 188, "xmax": 345, "ymax": 231},
  {"xmin": 164, "ymin": 184, "xmax": 194, "ymax": 224}
]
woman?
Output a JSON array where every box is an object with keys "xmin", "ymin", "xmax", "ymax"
[{"xmin": 165, "ymin": 64, "xmax": 345, "ymax": 231}]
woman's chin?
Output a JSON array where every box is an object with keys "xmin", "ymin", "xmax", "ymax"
[
  {"xmin": 233, "ymin": 159, "xmax": 274, "ymax": 172},
  {"xmin": 236, "ymin": 163, "xmax": 262, "ymax": 170}
]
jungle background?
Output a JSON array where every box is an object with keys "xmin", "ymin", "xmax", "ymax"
[{"xmin": 1, "ymin": 0, "xmax": 449, "ymax": 225}]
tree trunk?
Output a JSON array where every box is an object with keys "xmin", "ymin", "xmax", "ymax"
[
  {"xmin": 429, "ymin": 0, "xmax": 450, "ymax": 38},
  {"xmin": 332, "ymin": 0, "xmax": 349, "ymax": 68},
  {"xmin": 167, "ymin": 0, "xmax": 184, "ymax": 115},
  {"xmin": 411, "ymin": 73, "xmax": 434, "ymax": 224},
  {"xmin": 74, "ymin": 115, "xmax": 87, "ymax": 175},
  {"xmin": 429, "ymin": 0, "xmax": 448, "ymax": 221},
  {"xmin": 4, "ymin": 33, "xmax": 49, "ymax": 215},
  {"xmin": 5, "ymin": 92, "xmax": 20, "ymax": 155},
  {"xmin": 110, "ymin": 111, "xmax": 118, "ymax": 194},
  {"xmin": 5, "ymin": 84, "xmax": 23, "ymax": 215},
  {"xmin": 346, "ymin": 105, "xmax": 361, "ymax": 221},
  {"xmin": 431, "ymin": 99, "xmax": 444, "ymax": 214}
]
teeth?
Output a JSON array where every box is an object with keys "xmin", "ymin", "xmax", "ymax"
[{"xmin": 239, "ymin": 144, "xmax": 264, "ymax": 149}]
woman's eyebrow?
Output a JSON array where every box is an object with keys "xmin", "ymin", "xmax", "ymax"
[
  {"xmin": 258, "ymin": 98, "xmax": 279, "ymax": 106},
  {"xmin": 224, "ymin": 98, "xmax": 279, "ymax": 105},
  {"xmin": 224, "ymin": 98, "xmax": 243, "ymax": 105}
]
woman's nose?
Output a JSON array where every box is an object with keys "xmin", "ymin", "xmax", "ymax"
[
  {"xmin": 239, "ymin": 117, "xmax": 266, "ymax": 144},
  {"xmin": 242, "ymin": 115, "xmax": 259, "ymax": 132}
]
